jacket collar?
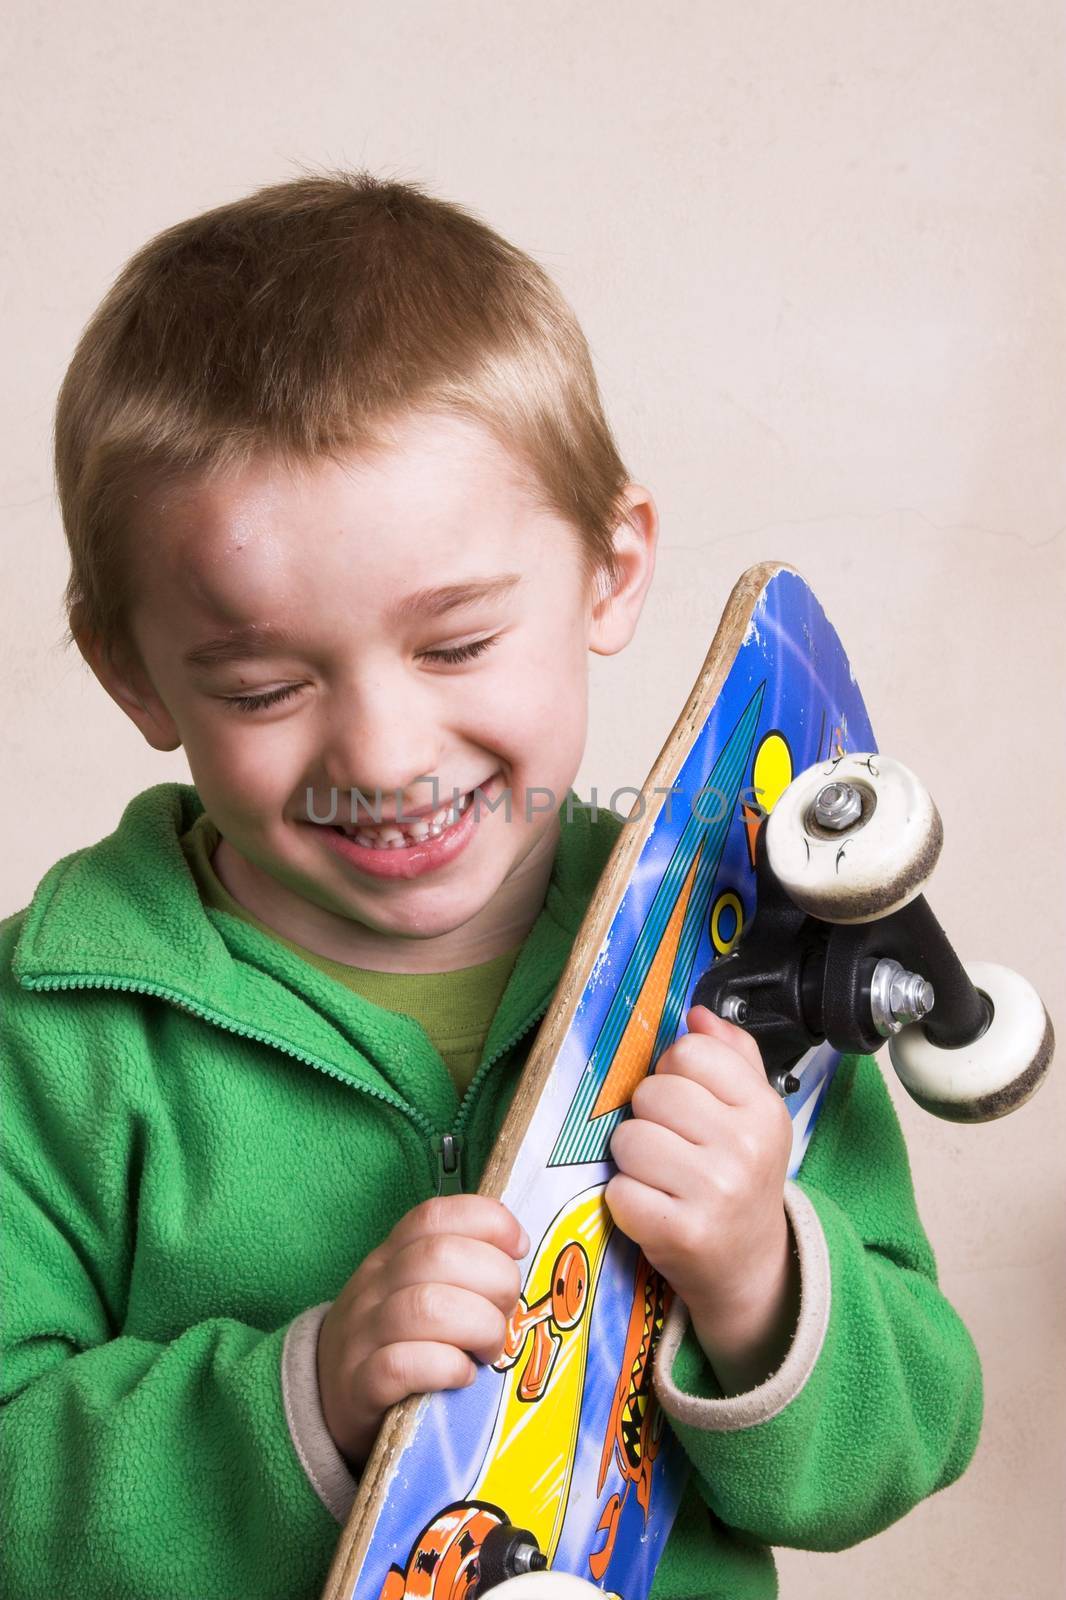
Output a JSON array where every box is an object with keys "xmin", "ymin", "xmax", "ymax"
[{"xmin": 13, "ymin": 783, "xmax": 620, "ymax": 1090}]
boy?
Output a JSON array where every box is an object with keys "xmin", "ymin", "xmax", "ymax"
[{"xmin": 2, "ymin": 173, "xmax": 981, "ymax": 1599}]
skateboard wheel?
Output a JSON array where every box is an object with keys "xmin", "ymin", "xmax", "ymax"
[
  {"xmin": 766, "ymin": 753, "xmax": 942, "ymax": 923},
  {"xmin": 479, "ymin": 1575, "xmax": 605, "ymax": 1599},
  {"xmin": 888, "ymin": 961, "xmax": 1054, "ymax": 1121}
]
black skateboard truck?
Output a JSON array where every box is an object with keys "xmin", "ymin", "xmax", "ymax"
[{"xmin": 693, "ymin": 755, "xmax": 1054, "ymax": 1121}]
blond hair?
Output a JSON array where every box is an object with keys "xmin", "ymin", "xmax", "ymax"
[{"xmin": 54, "ymin": 170, "xmax": 632, "ymax": 651}]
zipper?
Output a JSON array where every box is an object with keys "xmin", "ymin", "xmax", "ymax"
[
  {"xmin": 454, "ymin": 1003, "xmax": 549, "ymax": 1139},
  {"xmin": 434, "ymin": 1002, "xmax": 551, "ymax": 1195},
  {"xmin": 433, "ymin": 1133, "xmax": 464, "ymax": 1196}
]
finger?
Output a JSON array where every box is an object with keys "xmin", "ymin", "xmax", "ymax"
[
  {"xmin": 610, "ymin": 1115, "xmax": 696, "ymax": 1198},
  {"xmin": 687, "ymin": 1004, "xmax": 765, "ymax": 1076},
  {"xmin": 376, "ymin": 1282, "xmax": 510, "ymax": 1365},
  {"xmin": 630, "ymin": 1071, "xmax": 727, "ymax": 1146},
  {"xmin": 654, "ymin": 1014, "xmax": 767, "ymax": 1107},
  {"xmin": 359, "ymin": 1340, "xmax": 478, "ymax": 1414},
  {"xmin": 388, "ymin": 1235, "xmax": 523, "ymax": 1318},
  {"xmin": 603, "ymin": 1171, "xmax": 682, "ymax": 1252},
  {"xmin": 388, "ymin": 1196, "xmax": 529, "ymax": 1259}
]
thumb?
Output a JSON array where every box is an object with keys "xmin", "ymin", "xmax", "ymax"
[{"xmin": 686, "ymin": 1002, "xmax": 765, "ymax": 1076}]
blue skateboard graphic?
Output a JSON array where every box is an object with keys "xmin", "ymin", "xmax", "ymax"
[{"xmin": 323, "ymin": 565, "xmax": 877, "ymax": 1600}]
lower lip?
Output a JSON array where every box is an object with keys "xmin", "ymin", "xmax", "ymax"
[{"xmin": 308, "ymin": 785, "xmax": 489, "ymax": 880}]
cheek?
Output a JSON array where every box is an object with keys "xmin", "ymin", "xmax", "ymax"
[
  {"xmin": 494, "ymin": 644, "xmax": 589, "ymax": 772},
  {"xmin": 181, "ymin": 719, "xmax": 309, "ymax": 822},
  {"xmin": 513, "ymin": 600, "xmax": 590, "ymax": 696}
]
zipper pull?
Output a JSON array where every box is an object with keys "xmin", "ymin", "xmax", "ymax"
[{"xmin": 433, "ymin": 1133, "xmax": 464, "ymax": 1197}]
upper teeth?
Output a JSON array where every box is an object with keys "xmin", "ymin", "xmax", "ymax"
[{"xmin": 332, "ymin": 791, "xmax": 470, "ymax": 848}]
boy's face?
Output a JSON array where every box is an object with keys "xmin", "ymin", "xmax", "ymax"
[{"xmin": 95, "ymin": 412, "xmax": 656, "ymax": 964}]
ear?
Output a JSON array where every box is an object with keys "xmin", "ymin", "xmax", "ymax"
[
  {"xmin": 587, "ymin": 483, "xmax": 659, "ymax": 656},
  {"xmin": 71, "ymin": 606, "xmax": 183, "ymax": 753}
]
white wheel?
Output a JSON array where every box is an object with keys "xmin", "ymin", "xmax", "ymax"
[
  {"xmin": 889, "ymin": 961, "xmax": 1054, "ymax": 1121},
  {"xmin": 766, "ymin": 753, "xmax": 942, "ymax": 924},
  {"xmin": 485, "ymin": 1576, "xmax": 607, "ymax": 1598}
]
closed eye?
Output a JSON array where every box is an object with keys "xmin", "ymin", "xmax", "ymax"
[
  {"xmin": 224, "ymin": 684, "xmax": 302, "ymax": 714},
  {"xmin": 419, "ymin": 634, "xmax": 501, "ymax": 666},
  {"xmin": 222, "ymin": 634, "xmax": 501, "ymax": 712}
]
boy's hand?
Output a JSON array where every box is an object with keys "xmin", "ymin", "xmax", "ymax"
[
  {"xmin": 317, "ymin": 1196, "xmax": 527, "ymax": 1471},
  {"xmin": 606, "ymin": 1005, "xmax": 799, "ymax": 1394}
]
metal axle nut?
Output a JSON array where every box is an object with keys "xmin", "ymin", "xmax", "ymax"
[
  {"xmin": 812, "ymin": 780, "xmax": 865, "ymax": 832},
  {"xmin": 871, "ymin": 957, "xmax": 935, "ymax": 1038}
]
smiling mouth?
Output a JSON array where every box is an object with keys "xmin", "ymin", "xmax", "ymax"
[{"xmin": 326, "ymin": 789, "xmax": 476, "ymax": 850}]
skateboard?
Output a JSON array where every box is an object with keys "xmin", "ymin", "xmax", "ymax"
[{"xmin": 320, "ymin": 563, "xmax": 1053, "ymax": 1600}]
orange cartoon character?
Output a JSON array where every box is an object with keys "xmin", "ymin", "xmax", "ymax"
[
  {"xmin": 376, "ymin": 1503, "xmax": 536, "ymax": 1600},
  {"xmin": 588, "ymin": 1253, "xmax": 673, "ymax": 1583},
  {"xmin": 492, "ymin": 1242, "xmax": 591, "ymax": 1402}
]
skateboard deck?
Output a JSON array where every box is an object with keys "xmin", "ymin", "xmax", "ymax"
[{"xmin": 321, "ymin": 562, "xmax": 877, "ymax": 1600}]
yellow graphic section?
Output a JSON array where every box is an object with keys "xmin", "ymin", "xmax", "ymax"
[
  {"xmin": 590, "ymin": 843, "xmax": 704, "ymax": 1119},
  {"xmin": 710, "ymin": 890, "xmax": 744, "ymax": 955},
  {"xmin": 753, "ymin": 732, "xmax": 793, "ymax": 813},
  {"xmin": 744, "ymin": 731, "xmax": 794, "ymax": 866},
  {"xmin": 474, "ymin": 1190, "xmax": 615, "ymax": 1562}
]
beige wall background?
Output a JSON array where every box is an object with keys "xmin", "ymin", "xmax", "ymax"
[{"xmin": 3, "ymin": 1, "xmax": 1063, "ymax": 1595}]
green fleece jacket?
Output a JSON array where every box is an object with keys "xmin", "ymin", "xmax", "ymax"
[{"xmin": 1, "ymin": 783, "xmax": 982, "ymax": 1600}]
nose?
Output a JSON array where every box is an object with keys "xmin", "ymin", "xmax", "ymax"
[{"xmin": 318, "ymin": 672, "xmax": 443, "ymax": 813}]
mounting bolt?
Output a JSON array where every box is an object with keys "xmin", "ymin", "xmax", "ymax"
[
  {"xmin": 719, "ymin": 995, "xmax": 749, "ymax": 1025},
  {"xmin": 870, "ymin": 958, "xmax": 935, "ymax": 1038},
  {"xmin": 812, "ymin": 781, "xmax": 864, "ymax": 832},
  {"xmin": 511, "ymin": 1542, "xmax": 547, "ymax": 1576},
  {"xmin": 475, "ymin": 1524, "xmax": 547, "ymax": 1592}
]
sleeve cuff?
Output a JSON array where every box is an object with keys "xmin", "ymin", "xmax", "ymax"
[
  {"xmin": 281, "ymin": 1302, "xmax": 359, "ymax": 1524},
  {"xmin": 652, "ymin": 1179, "xmax": 831, "ymax": 1432}
]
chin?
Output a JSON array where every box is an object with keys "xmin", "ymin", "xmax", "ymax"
[{"xmin": 368, "ymin": 894, "xmax": 490, "ymax": 941}]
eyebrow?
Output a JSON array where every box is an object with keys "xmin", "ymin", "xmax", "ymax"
[
  {"xmin": 387, "ymin": 574, "xmax": 522, "ymax": 623},
  {"xmin": 183, "ymin": 627, "xmax": 304, "ymax": 669},
  {"xmin": 182, "ymin": 575, "xmax": 523, "ymax": 669}
]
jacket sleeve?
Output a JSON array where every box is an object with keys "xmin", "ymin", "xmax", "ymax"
[
  {"xmin": 651, "ymin": 1052, "xmax": 983, "ymax": 1551},
  {"xmin": 1, "ymin": 966, "xmax": 346, "ymax": 1599}
]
